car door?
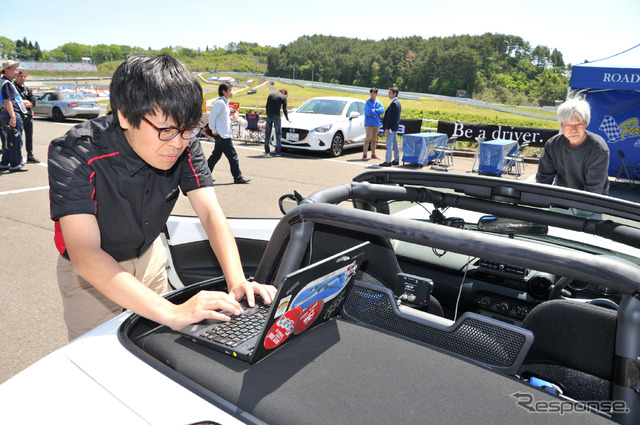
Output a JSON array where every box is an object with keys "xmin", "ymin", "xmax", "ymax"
[
  {"xmin": 33, "ymin": 92, "xmax": 53, "ymax": 116},
  {"xmin": 342, "ymin": 101, "xmax": 365, "ymax": 144},
  {"xmin": 163, "ymin": 215, "xmax": 279, "ymax": 289}
]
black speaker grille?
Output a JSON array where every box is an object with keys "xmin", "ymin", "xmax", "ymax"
[{"xmin": 343, "ymin": 284, "xmax": 526, "ymax": 368}]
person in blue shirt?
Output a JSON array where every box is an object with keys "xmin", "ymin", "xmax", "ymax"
[
  {"xmin": 363, "ymin": 87, "xmax": 384, "ymax": 160},
  {"xmin": 380, "ymin": 87, "xmax": 402, "ymax": 166}
]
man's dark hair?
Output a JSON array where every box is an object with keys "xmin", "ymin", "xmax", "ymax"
[
  {"xmin": 389, "ymin": 87, "xmax": 399, "ymax": 96},
  {"xmin": 218, "ymin": 83, "xmax": 231, "ymax": 97},
  {"xmin": 110, "ymin": 54, "xmax": 203, "ymax": 129},
  {"xmin": 370, "ymin": 87, "xmax": 378, "ymax": 93}
]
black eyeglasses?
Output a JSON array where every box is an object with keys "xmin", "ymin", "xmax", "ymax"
[{"xmin": 142, "ymin": 116, "xmax": 202, "ymax": 141}]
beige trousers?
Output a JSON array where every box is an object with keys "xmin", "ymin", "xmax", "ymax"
[
  {"xmin": 57, "ymin": 237, "xmax": 169, "ymax": 341},
  {"xmin": 364, "ymin": 126, "xmax": 379, "ymax": 155}
]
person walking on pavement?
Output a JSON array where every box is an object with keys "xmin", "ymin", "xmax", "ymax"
[
  {"xmin": 207, "ymin": 83, "xmax": 250, "ymax": 184},
  {"xmin": 14, "ymin": 69, "xmax": 39, "ymax": 163},
  {"xmin": 363, "ymin": 87, "xmax": 384, "ymax": 160},
  {"xmin": 264, "ymin": 88, "xmax": 290, "ymax": 157},
  {"xmin": 380, "ymin": 87, "xmax": 402, "ymax": 167}
]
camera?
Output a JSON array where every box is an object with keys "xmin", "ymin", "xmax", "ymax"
[{"xmin": 2, "ymin": 125, "xmax": 19, "ymax": 137}]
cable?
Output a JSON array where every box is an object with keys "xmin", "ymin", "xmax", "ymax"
[{"xmin": 454, "ymin": 255, "xmax": 472, "ymax": 322}]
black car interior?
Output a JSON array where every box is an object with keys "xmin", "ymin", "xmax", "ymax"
[{"xmin": 122, "ymin": 171, "xmax": 640, "ymax": 425}]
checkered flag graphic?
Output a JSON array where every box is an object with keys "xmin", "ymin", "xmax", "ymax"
[{"xmin": 599, "ymin": 115, "xmax": 622, "ymax": 143}]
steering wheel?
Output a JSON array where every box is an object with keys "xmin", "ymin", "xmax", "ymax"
[{"xmin": 548, "ymin": 276, "xmax": 618, "ymax": 310}]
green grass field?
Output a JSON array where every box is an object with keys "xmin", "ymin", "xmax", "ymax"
[{"xmin": 201, "ymin": 73, "xmax": 558, "ymax": 131}]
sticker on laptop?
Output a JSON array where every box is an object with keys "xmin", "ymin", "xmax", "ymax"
[
  {"xmin": 264, "ymin": 306, "xmax": 302, "ymax": 349},
  {"xmin": 274, "ymin": 295, "xmax": 292, "ymax": 318},
  {"xmin": 294, "ymin": 299, "xmax": 324, "ymax": 335},
  {"xmin": 290, "ymin": 261, "xmax": 357, "ymax": 311},
  {"xmin": 324, "ymin": 292, "xmax": 348, "ymax": 320}
]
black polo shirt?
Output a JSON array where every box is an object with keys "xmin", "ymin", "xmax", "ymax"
[{"xmin": 48, "ymin": 115, "xmax": 214, "ymax": 262}]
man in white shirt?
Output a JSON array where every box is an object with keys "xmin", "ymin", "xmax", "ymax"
[{"xmin": 207, "ymin": 83, "xmax": 250, "ymax": 183}]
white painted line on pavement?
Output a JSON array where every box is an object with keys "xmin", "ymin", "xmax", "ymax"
[{"xmin": 0, "ymin": 185, "xmax": 49, "ymax": 196}]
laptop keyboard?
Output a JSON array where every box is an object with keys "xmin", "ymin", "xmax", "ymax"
[{"xmin": 199, "ymin": 304, "xmax": 269, "ymax": 348}]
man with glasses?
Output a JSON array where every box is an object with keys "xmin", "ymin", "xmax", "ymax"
[
  {"xmin": 536, "ymin": 97, "xmax": 610, "ymax": 195},
  {"xmin": 48, "ymin": 55, "xmax": 275, "ymax": 340},
  {"xmin": 207, "ymin": 83, "xmax": 251, "ymax": 183}
]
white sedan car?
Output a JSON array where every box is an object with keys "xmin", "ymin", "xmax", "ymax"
[{"xmin": 277, "ymin": 96, "xmax": 366, "ymax": 157}]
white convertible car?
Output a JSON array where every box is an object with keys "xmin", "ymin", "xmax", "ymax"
[
  {"xmin": 2, "ymin": 170, "xmax": 640, "ymax": 425},
  {"xmin": 276, "ymin": 96, "xmax": 366, "ymax": 157}
]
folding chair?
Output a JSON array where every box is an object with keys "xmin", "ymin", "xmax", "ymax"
[
  {"xmin": 615, "ymin": 150, "xmax": 640, "ymax": 188},
  {"xmin": 503, "ymin": 141, "xmax": 530, "ymax": 179},
  {"xmin": 431, "ymin": 136, "xmax": 457, "ymax": 170},
  {"xmin": 245, "ymin": 113, "xmax": 264, "ymax": 144}
]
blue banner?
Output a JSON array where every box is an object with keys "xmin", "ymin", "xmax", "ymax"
[{"xmin": 585, "ymin": 90, "xmax": 640, "ymax": 177}]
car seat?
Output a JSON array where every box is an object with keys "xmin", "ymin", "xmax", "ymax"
[{"xmin": 519, "ymin": 299, "xmax": 617, "ymax": 401}]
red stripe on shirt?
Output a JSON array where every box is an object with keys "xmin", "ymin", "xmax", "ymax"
[
  {"xmin": 54, "ymin": 220, "xmax": 66, "ymax": 256},
  {"xmin": 87, "ymin": 152, "xmax": 118, "ymax": 213},
  {"xmin": 186, "ymin": 148, "xmax": 201, "ymax": 187},
  {"xmin": 87, "ymin": 151, "xmax": 119, "ymax": 165}
]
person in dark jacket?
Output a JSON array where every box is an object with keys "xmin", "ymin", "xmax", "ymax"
[
  {"xmin": 536, "ymin": 97, "xmax": 609, "ymax": 195},
  {"xmin": 264, "ymin": 89, "xmax": 290, "ymax": 156},
  {"xmin": 14, "ymin": 69, "xmax": 39, "ymax": 163},
  {"xmin": 380, "ymin": 87, "xmax": 401, "ymax": 166}
]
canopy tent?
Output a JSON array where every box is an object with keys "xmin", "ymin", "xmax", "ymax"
[{"xmin": 569, "ymin": 44, "xmax": 640, "ymax": 180}]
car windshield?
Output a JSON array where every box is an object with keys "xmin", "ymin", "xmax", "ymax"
[
  {"xmin": 297, "ymin": 99, "xmax": 347, "ymax": 115},
  {"xmin": 63, "ymin": 93, "xmax": 86, "ymax": 100},
  {"xmin": 349, "ymin": 173, "xmax": 640, "ymax": 269},
  {"xmin": 385, "ymin": 192, "xmax": 640, "ymax": 266}
]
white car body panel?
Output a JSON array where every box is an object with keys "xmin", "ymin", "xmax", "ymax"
[
  {"xmin": 1, "ymin": 217, "xmax": 278, "ymax": 424},
  {"xmin": 0, "ymin": 314, "xmax": 246, "ymax": 425},
  {"xmin": 166, "ymin": 216, "xmax": 278, "ymax": 246}
]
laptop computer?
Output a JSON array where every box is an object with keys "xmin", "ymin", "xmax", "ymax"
[{"xmin": 179, "ymin": 241, "xmax": 368, "ymax": 363}]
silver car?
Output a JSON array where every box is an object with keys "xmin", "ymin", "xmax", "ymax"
[{"xmin": 33, "ymin": 91, "xmax": 100, "ymax": 122}]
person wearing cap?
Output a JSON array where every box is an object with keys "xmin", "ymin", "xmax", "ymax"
[{"xmin": 0, "ymin": 60, "xmax": 28, "ymax": 172}]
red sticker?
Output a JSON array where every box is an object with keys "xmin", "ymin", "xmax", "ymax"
[
  {"xmin": 264, "ymin": 307, "xmax": 302, "ymax": 349},
  {"xmin": 294, "ymin": 300, "xmax": 324, "ymax": 335}
]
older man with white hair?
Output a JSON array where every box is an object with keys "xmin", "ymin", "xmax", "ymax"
[{"xmin": 536, "ymin": 97, "xmax": 610, "ymax": 195}]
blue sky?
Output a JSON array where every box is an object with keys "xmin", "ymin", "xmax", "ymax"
[{"xmin": 3, "ymin": 0, "xmax": 638, "ymax": 65}]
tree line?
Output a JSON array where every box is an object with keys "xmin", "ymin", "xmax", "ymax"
[
  {"xmin": 266, "ymin": 34, "xmax": 569, "ymax": 106},
  {"xmin": 1, "ymin": 33, "xmax": 570, "ymax": 106}
]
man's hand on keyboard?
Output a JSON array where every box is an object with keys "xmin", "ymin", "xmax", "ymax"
[
  {"xmin": 167, "ymin": 291, "xmax": 243, "ymax": 331},
  {"xmin": 229, "ymin": 279, "xmax": 277, "ymax": 308}
]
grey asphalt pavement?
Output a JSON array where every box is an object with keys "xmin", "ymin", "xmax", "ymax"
[{"xmin": 1, "ymin": 119, "xmax": 636, "ymax": 384}]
